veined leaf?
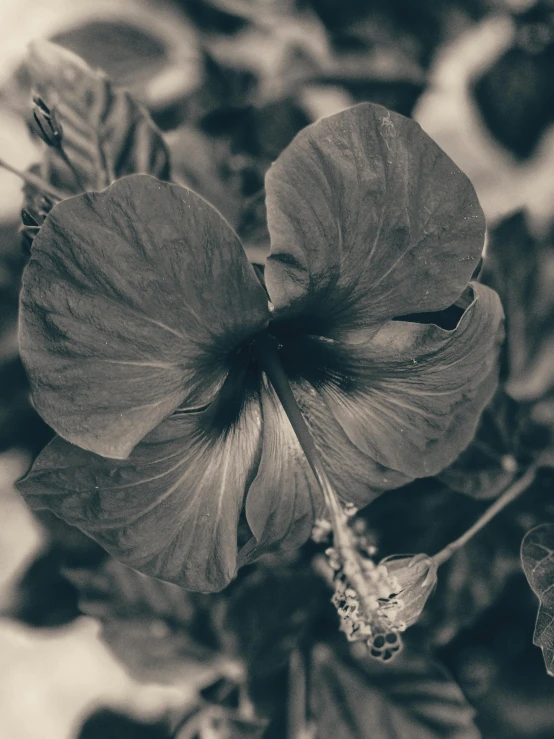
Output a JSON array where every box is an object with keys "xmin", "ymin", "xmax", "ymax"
[
  {"xmin": 26, "ymin": 40, "xmax": 171, "ymax": 195},
  {"xmin": 311, "ymin": 645, "xmax": 481, "ymax": 739},
  {"xmin": 521, "ymin": 523, "xmax": 554, "ymax": 676}
]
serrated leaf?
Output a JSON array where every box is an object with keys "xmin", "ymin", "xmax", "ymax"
[
  {"xmin": 311, "ymin": 646, "xmax": 481, "ymax": 739},
  {"xmin": 26, "ymin": 40, "xmax": 171, "ymax": 195},
  {"xmin": 521, "ymin": 523, "xmax": 554, "ymax": 676}
]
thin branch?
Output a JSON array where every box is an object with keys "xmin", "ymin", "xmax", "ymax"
[{"xmin": 432, "ymin": 466, "xmax": 537, "ymax": 567}]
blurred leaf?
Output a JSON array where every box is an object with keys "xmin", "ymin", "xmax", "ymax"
[
  {"xmin": 310, "ymin": 645, "xmax": 481, "ymax": 739},
  {"xmin": 438, "ymin": 391, "xmax": 521, "ymax": 499},
  {"xmin": 224, "ymin": 565, "xmax": 326, "ymax": 679},
  {"xmin": 65, "ymin": 558, "xmax": 238, "ymax": 685},
  {"xmin": 424, "ymin": 533, "xmax": 520, "ymax": 646},
  {"xmin": 521, "ymin": 523, "xmax": 554, "ymax": 676},
  {"xmin": 175, "ymin": 705, "xmax": 268, "ymax": 739},
  {"xmin": 485, "ymin": 211, "xmax": 554, "ymax": 404},
  {"xmin": 2, "ymin": 544, "xmax": 80, "ymax": 628},
  {"xmin": 78, "ymin": 708, "xmax": 171, "ymax": 739},
  {"xmin": 25, "ymin": 40, "xmax": 171, "ymax": 196},
  {"xmin": 203, "ymin": 6, "xmax": 330, "ymax": 102},
  {"xmin": 472, "ymin": 5, "xmax": 554, "ymax": 159}
]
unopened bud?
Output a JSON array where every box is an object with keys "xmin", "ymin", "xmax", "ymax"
[
  {"xmin": 32, "ymin": 95, "xmax": 63, "ymax": 148},
  {"xmin": 379, "ymin": 553, "xmax": 437, "ymax": 628},
  {"xmin": 21, "ymin": 209, "xmax": 39, "ymax": 228}
]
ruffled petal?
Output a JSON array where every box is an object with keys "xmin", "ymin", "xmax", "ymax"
[
  {"xmin": 19, "ymin": 174, "xmax": 270, "ymax": 459},
  {"xmin": 264, "ymin": 103, "xmax": 485, "ymax": 336},
  {"xmin": 317, "ymin": 283, "xmax": 504, "ymax": 477},
  {"xmin": 17, "ymin": 399, "xmax": 263, "ymax": 593}
]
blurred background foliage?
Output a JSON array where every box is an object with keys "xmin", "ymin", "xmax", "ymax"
[{"xmin": 1, "ymin": 0, "xmax": 554, "ymax": 737}]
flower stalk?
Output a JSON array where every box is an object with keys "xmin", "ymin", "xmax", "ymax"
[
  {"xmin": 432, "ymin": 465, "xmax": 537, "ymax": 567},
  {"xmin": 0, "ymin": 157, "xmax": 64, "ymax": 201}
]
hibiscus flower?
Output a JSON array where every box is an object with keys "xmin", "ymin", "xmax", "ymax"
[{"xmin": 17, "ymin": 103, "xmax": 503, "ymax": 597}]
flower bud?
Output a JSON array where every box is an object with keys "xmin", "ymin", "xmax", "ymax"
[
  {"xmin": 32, "ymin": 95, "xmax": 63, "ymax": 148},
  {"xmin": 379, "ymin": 554, "xmax": 438, "ymax": 628}
]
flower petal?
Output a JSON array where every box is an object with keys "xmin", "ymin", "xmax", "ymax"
[
  {"xmin": 242, "ymin": 378, "xmax": 320, "ymax": 561},
  {"xmin": 19, "ymin": 174, "xmax": 270, "ymax": 458},
  {"xmin": 318, "ymin": 283, "xmax": 504, "ymax": 477},
  {"xmin": 264, "ymin": 103, "xmax": 485, "ymax": 334},
  {"xmin": 242, "ymin": 377, "xmax": 411, "ymax": 562},
  {"xmin": 17, "ymin": 399, "xmax": 263, "ymax": 593}
]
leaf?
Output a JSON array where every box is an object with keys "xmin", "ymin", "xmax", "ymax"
[
  {"xmin": 424, "ymin": 534, "xmax": 520, "ymax": 646},
  {"xmin": 78, "ymin": 708, "xmax": 172, "ymax": 739},
  {"xmin": 486, "ymin": 211, "xmax": 554, "ymax": 402},
  {"xmin": 366, "ymin": 481, "xmax": 522, "ymax": 645},
  {"xmin": 64, "ymin": 556, "xmax": 237, "ymax": 686},
  {"xmin": 223, "ymin": 564, "xmax": 326, "ymax": 679},
  {"xmin": 438, "ymin": 390, "xmax": 521, "ymax": 499},
  {"xmin": 310, "ymin": 645, "xmax": 481, "ymax": 739},
  {"xmin": 19, "ymin": 174, "xmax": 270, "ymax": 458},
  {"xmin": 1, "ymin": 544, "xmax": 81, "ymax": 628},
  {"xmin": 472, "ymin": 32, "xmax": 554, "ymax": 160},
  {"xmin": 521, "ymin": 523, "xmax": 554, "ymax": 676},
  {"xmin": 264, "ymin": 102, "xmax": 486, "ymax": 331},
  {"xmin": 26, "ymin": 40, "xmax": 171, "ymax": 193}
]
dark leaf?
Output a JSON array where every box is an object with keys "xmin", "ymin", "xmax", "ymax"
[
  {"xmin": 25, "ymin": 40, "xmax": 171, "ymax": 194},
  {"xmin": 175, "ymin": 706, "xmax": 268, "ymax": 739},
  {"xmin": 472, "ymin": 8, "xmax": 554, "ymax": 161},
  {"xmin": 365, "ymin": 481, "xmax": 521, "ymax": 645},
  {"xmin": 64, "ymin": 557, "xmax": 236, "ymax": 685},
  {"xmin": 425, "ymin": 536, "xmax": 520, "ymax": 647},
  {"xmin": 485, "ymin": 211, "xmax": 554, "ymax": 403},
  {"xmin": 224, "ymin": 565, "xmax": 326, "ymax": 678},
  {"xmin": 521, "ymin": 523, "xmax": 554, "ymax": 676},
  {"xmin": 78, "ymin": 708, "xmax": 171, "ymax": 739},
  {"xmin": 19, "ymin": 174, "xmax": 270, "ymax": 458},
  {"xmin": 310, "ymin": 645, "xmax": 481, "ymax": 739},
  {"xmin": 438, "ymin": 391, "xmax": 521, "ymax": 499},
  {"xmin": 2, "ymin": 544, "xmax": 80, "ymax": 628}
]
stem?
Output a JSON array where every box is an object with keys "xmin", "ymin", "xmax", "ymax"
[
  {"xmin": 432, "ymin": 466, "xmax": 537, "ymax": 567},
  {"xmin": 0, "ymin": 158, "xmax": 65, "ymax": 201}
]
